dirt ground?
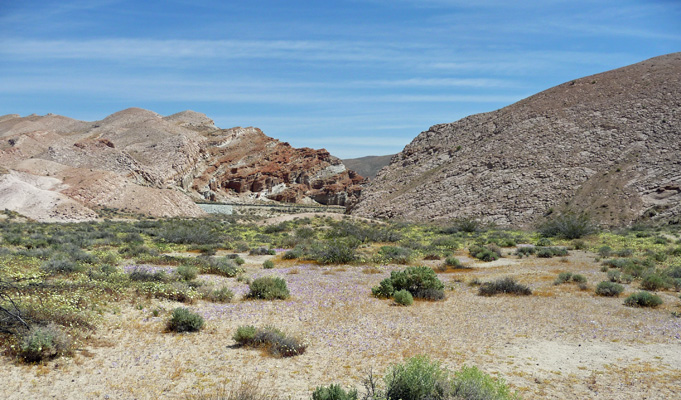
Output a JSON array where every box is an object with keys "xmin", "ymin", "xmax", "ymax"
[{"xmin": 1, "ymin": 250, "xmax": 680, "ymax": 399}]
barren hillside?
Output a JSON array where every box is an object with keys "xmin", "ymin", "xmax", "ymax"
[
  {"xmin": 0, "ymin": 109, "xmax": 363, "ymax": 221},
  {"xmin": 353, "ymin": 53, "xmax": 681, "ymax": 226}
]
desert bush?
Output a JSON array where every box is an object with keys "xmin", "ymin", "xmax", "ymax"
[
  {"xmin": 393, "ymin": 289, "xmax": 414, "ymax": 306},
  {"xmin": 572, "ymin": 239, "xmax": 587, "ymax": 250},
  {"xmin": 571, "ymin": 274, "xmax": 587, "ymax": 283},
  {"xmin": 311, "ymin": 239, "xmax": 358, "ymax": 265},
  {"xmin": 372, "ymin": 266, "xmax": 444, "ymax": 300},
  {"xmin": 444, "ymin": 256, "xmax": 463, "ymax": 268},
  {"xmin": 282, "ymin": 245, "xmax": 305, "ymax": 260},
  {"xmin": 376, "ymin": 246, "xmax": 413, "ymax": 264},
  {"xmin": 249, "ymin": 247, "xmax": 276, "ymax": 256},
  {"xmin": 535, "ymin": 237, "xmax": 552, "ymax": 246},
  {"xmin": 536, "ymin": 247, "xmax": 568, "ymax": 258},
  {"xmin": 166, "ymin": 307, "xmax": 204, "ymax": 332},
  {"xmin": 478, "ymin": 277, "xmax": 531, "ymax": 296},
  {"xmin": 202, "ymin": 287, "xmax": 234, "ymax": 303},
  {"xmin": 233, "ymin": 325, "xmax": 306, "ymax": 357},
  {"xmin": 469, "ymin": 244, "xmax": 500, "ymax": 262},
  {"xmin": 640, "ymin": 273, "xmax": 669, "ymax": 291},
  {"xmin": 263, "ymin": 259, "xmax": 275, "ymax": 269},
  {"xmin": 136, "ymin": 281, "xmax": 198, "ymax": 303},
  {"xmin": 312, "ymin": 384, "xmax": 358, "ymax": 400},
  {"xmin": 383, "ymin": 355, "xmax": 450, "ymax": 400},
  {"xmin": 431, "ymin": 237, "xmax": 460, "ymax": 250},
  {"xmin": 176, "ymin": 265, "xmax": 198, "ymax": 281},
  {"xmin": 615, "ymin": 248, "xmax": 634, "ymax": 257},
  {"xmin": 624, "ymin": 291, "xmax": 663, "ymax": 308},
  {"xmin": 515, "ymin": 246, "xmax": 535, "ymax": 258},
  {"xmin": 18, "ymin": 323, "xmax": 72, "ymax": 362},
  {"xmin": 554, "ymin": 272, "xmax": 573, "ymax": 285},
  {"xmin": 538, "ymin": 212, "xmax": 596, "ymax": 239},
  {"xmin": 128, "ymin": 267, "xmax": 168, "ymax": 282},
  {"xmin": 595, "ymin": 281, "xmax": 624, "ymax": 297},
  {"xmin": 155, "ymin": 222, "xmax": 222, "ymax": 245},
  {"xmin": 597, "ymin": 246, "xmax": 612, "ymax": 257},
  {"xmin": 606, "ymin": 270, "xmax": 632, "ymax": 284},
  {"xmin": 41, "ymin": 256, "xmax": 83, "ymax": 275},
  {"xmin": 247, "ymin": 277, "xmax": 290, "ymax": 300},
  {"xmin": 451, "ymin": 365, "xmax": 519, "ymax": 400},
  {"xmin": 205, "ymin": 257, "xmax": 243, "ymax": 277}
]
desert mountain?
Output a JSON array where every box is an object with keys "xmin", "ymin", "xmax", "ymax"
[
  {"xmin": 353, "ymin": 53, "xmax": 681, "ymax": 226},
  {"xmin": 0, "ymin": 108, "xmax": 363, "ymax": 221},
  {"xmin": 343, "ymin": 154, "xmax": 395, "ymax": 180}
]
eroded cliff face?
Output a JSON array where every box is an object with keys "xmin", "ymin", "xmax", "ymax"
[
  {"xmin": 0, "ymin": 108, "xmax": 363, "ymax": 221},
  {"xmin": 353, "ymin": 53, "xmax": 681, "ymax": 226}
]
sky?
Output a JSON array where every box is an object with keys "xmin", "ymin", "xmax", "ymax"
[{"xmin": 1, "ymin": 1, "xmax": 680, "ymax": 158}]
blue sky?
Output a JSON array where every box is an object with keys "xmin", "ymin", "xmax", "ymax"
[{"xmin": 1, "ymin": 1, "xmax": 679, "ymax": 158}]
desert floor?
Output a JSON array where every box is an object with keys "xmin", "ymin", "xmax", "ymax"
[{"xmin": 1, "ymin": 249, "xmax": 680, "ymax": 399}]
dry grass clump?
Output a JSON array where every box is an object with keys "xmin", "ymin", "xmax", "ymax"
[{"xmin": 233, "ymin": 325, "xmax": 306, "ymax": 357}]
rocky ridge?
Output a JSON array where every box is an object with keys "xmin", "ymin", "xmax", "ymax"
[
  {"xmin": 0, "ymin": 108, "xmax": 363, "ymax": 221},
  {"xmin": 352, "ymin": 53, "xmax": 681, "ymax": 226}
]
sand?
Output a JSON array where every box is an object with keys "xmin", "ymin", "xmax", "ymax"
[{"xmin": 1, "ymin": 251, "xmax": 680, "ymax": 399}]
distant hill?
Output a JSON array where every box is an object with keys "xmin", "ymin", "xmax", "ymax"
[
  {"xmin": 353, "ymin": 53, "xmax": 681, "ymax": 226},
  {"xmin": 342, "ymin": 154, "xmax": 394, "ymax": 179},
  {"xmin": 0, "ymin": 108, "xmax": 363, "ymax": 221}
]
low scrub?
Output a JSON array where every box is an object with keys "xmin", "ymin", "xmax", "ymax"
[
  {"xmin": 246, "ymin": 277, "xmax": 290, "ymax": 300},
  {"xmin": 310, "ymin": 239, "xmax": 358, "ymax": 265},
  {"xmin": 372, "ymin": 266, "xmax": 445, "ymax": 301},
  {"xmin": 393, "ymin": 289, "xmax": 414, "ymax": 306},
  {"xmin": 18, "ymin": 323, "xmax": 72, "ymax": 362},
  {"xmin": 536, "ymin": 247, "xmax": 569, "ymax": 258},
  {"xmin": 469, "ymin": 244, "xmax": 501, "ymax": 262},
  {"xmin": 478, "ymin": 277, "xmax": 531, "ymax": 296},
  {"xmin": 166, "ymin": 307, "xmax": 204, "ymax": 332},
  {"xmin": 538, "ymin": 212, "xmax": 596, "ymax": 239},
  {"xmin": 233, "ymin": 325, "xmax": 306, "ymax": 357},
  {"xmin": 201, "ymin": 287, "xmax": 234, "ymax": 303},
  {"xmin": 554, "ymin": 272, "xmax": 586, "ymax": 285},
  {"xmin": 595, "ymin": 281, "xmax": 624, "ymax": 297},
  {"xmin": 375, "ymin": 246, "xmax": 413, "ymax": 265},
  {"xmin": 624, "ymin": 291, "xmax": 663, "ymax": 308},
  {"xmin": 312, "ymin": 384, "xmax": 358, "ymax": 400}
]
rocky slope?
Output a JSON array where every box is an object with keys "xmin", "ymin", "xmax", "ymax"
[
  {"xmin": 353, "ymin": 53, "xmax": 681, "ymax": 226},
  {"xmin": 0, "ymin": 109, "xmax": 363, "ymax": 221},
  {"xmin": 343, "ymin": 154, "xmax": 394, "ymax": 180}
]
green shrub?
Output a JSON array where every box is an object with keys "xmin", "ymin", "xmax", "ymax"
[
  {"xmin": 250, "ymin": 247, "xmax": 276, "ymax": 256},
  {"xmin": 536, "ymin": 247, "xmax": 568, "ymax": 258},
  {"xmin": 166, "ymin": 307, "xmax": 204, "ymax": 332},
  {"xmin": 538, "ymin": 212, "xmax": 596, "ymax": 239},
  {"xmin": 451, "ymin": 365, "xmax": 519, "ymax": 400},
  {"xmin": 376, "ymin": 246, "xmax": 413, "ymax": 264},
  {"xmin": 128, "ymin": 267, "xmax": 167, "ymax": 282},
  {"xmin": 247, "ymin": 277, "xmax": 290, "ymax": 300},
  {"xmin": 535, "ymin": 238, "xmax": 552, "ymax": 247},
  {"xmin": 312, "ymin": 384, "xmax": 358, "ymax": 400},
  {"xmin": 444, "ymin": 256, "xmax": 463, "ymax": 268},
  {"xmin": 572, "ymin": 239, "xmax": 587, "ymax": 250},
  {"xmin": 478, "ymin": 277, "xmax": 531, "ymax": 296},
  {"xmin": 176, "ymin": 265, "xmax": 198, "ymax": 281},
  {"xmin": 571, "ymin": 274, "xmax": 587, "ymax": 283},
  {"xmin": 233, "ymin": 325, "xmax": 306, "ymax": 357},
  {"xmin": 607, "ymin": 270, "xmax": 633, "ymax": 284},
  {"xmin": 263, "ymin": 259, "xmax": 275, "ymax": 269},
  {"xmin": 515, "ymin": 246, "xmax": 535, "ymax": 258},
  {"xmin": 206, "ymin": 257, "xmax": 243, "ymax": 277},
  {"xmin": 393, "ymin": 289, "xmax": 414, "ymax": 306},
  {"xmin": 311, "ymin": 239, "xmax": 358, "ymax": 264},
  {"xmin": 41, "ymin": 256, "xmax": 83, "ymax": 275},
  {"xmin": 431, "ymin": 237, "xmax": 460, "ymax": 250},
  {"xmin": 469, "ymin": 244, "xmax": 500, "ymax": 262},
  {"xmin": 202, "ymin": 287, "xmax": 234, "ymax": 303},
  {"xmin": 383, "ymin": 356, "xmax": 450, "ymax": 400},
  {"xmin": 372, "ymin": 266, "xmax": 445, "ymax": 301},
  {"xmin": 283, "ymin": 246, "xmax": 304, "ymax": 260},
  {"xmin": 624, "ymin": 291, "xmax": 663, "ymax": 308},
  {"xmin": 597, "ymin": 246, "xmax": 612, "ymax": 257},
  {"xmin": 595, "ymin": 281, "xmax": 624, "ymax": 297},
  {"xmin": 640, "ymin": 273, "xmax": 668, "ymax": 291},
  {"xmin": 554, "ymin": 272, "xmax": 573, "ymax": 285},
  {"xmin": 18, "ymin": 324, "xmax": 72, "ymax": 362}
]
